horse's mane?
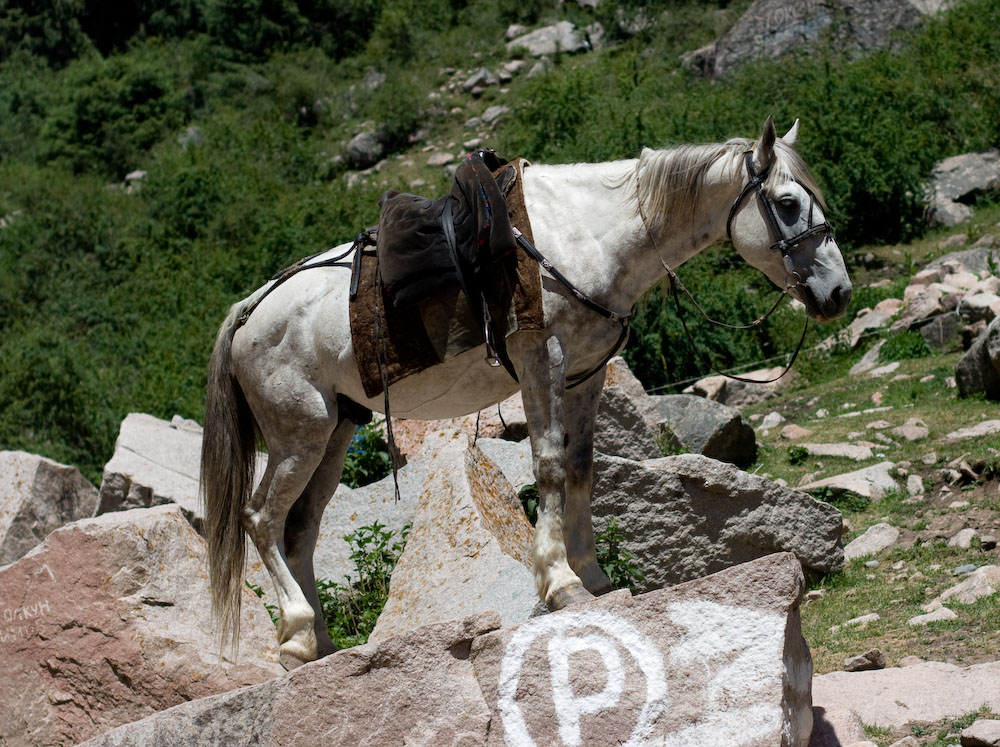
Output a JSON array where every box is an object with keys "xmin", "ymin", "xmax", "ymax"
[{"xmin": 634, "ymin": 137, "xmax": 826, "ymax": 231}]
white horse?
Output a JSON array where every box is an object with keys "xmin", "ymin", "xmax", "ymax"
[{"xmin": 201, "ymin": 117, "xmax": 852, "ymax": 669}]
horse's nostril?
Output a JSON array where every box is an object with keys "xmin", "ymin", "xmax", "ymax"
[{"xmin": 830, "ymin": 284, "xmax": 851, "ymax": 310}]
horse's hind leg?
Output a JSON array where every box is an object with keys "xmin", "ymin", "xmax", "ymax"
[
  {"xmin": 283, "ymin": 416, "xmax": 358, "ymax": 659},
  {"xmin": 243, "ymin": 416, "xmax": 335, "ymax": 669}
]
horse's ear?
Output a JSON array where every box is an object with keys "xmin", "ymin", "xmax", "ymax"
[
  {"xmin": 754, "ymin": 116, "xmax": 777, "ymax": 172},
  {"xmin": 782, "ymin": 119, "xmax": 800, "ymax": 147}
]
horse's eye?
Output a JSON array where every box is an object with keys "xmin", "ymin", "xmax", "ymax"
[{"xmin": 779, "ymin": 197, "xmax": 798, "ymax": 211}]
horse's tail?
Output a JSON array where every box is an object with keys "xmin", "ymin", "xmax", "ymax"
[{"xmin": 200, "ymin": 302, "xmax": 258, "ymax": 659}]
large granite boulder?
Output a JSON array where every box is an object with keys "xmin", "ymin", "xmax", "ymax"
[
  {"xmin": 0, "ymin": 505, "xmax": 281, "ymax": 747},
  {"xmin": 926, "ymin": 149, "xmax": 1000, "ymax": 227},
  {"xmin": 0, "ymin": 451, "xmax": 97, "ymax": 564},
  {"xmin": 595, "ymin": 357, "xmax": 667, "ymax": 460},
  {"xmin": 81, "ymin": 553, "xmax": 814, "ymax": 747},
  {"xmin": 682, "ymin": 0, "xmax": 930, "ymax": 78},
  {"xmin": 96, "ymin": 413, "xmax": 267, "ymax": 531},
  {"xmin": 506, "ymin": 21, "xmax": 589, "ymax": 57},
  {"xmin": 649, "ymin": 393, "xmax": 757, "ymax": 467},
  {"xmin": 955, "ymin": 316, "xmax": 1000, "ymax": 400},
  {"xmin": 368, "ymin": 430, "xmax": 536, "ymax": 642},
  {"xmin": 591, "ymin": 453, "xmax": 844, "ymax": 591}
]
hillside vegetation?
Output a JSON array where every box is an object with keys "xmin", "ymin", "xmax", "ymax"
[{"xmin": 1, "ymin": 0, "xmax": 999, "ymax": 481}]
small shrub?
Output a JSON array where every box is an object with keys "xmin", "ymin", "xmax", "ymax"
[
  {"xmin": 518, "ymin": 483, "xmax": 539, "ymax": 526},
  {"xmin": 788, "ymin": 445, "xmax": 810, "ymax": 466},
  {"xmin": 595, "ymin": 517, "xmax": 645, "ymax": 593},
  {"xmin": 341, "ymin": 420, "xmax": 393, "ymax": 488},
  {"xmin": 316, "ymin": 521, "xmax": 410, "ymax": 648},
  {"xmin": 879, "ymin": 330, "xmax": 931, "ymax": 363}
]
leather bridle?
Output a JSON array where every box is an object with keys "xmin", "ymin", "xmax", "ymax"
[
  {"xmin": 726, "ymin": 149, "xmax": 834, "ymax": 275},
  {"xmin": 639, "ymin": 148, "xmax": 835, "ymax": 385}
]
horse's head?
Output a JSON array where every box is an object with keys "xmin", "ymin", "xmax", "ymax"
[{"xmin": 728, "ymin": 117, "xmax": 852, "ymax": 322}]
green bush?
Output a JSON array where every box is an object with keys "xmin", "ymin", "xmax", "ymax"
[
  {"xmin": 341, "ymin": 421, "xmax": 393, "ymax": 489},
  {"xmin": 595, "ymin": 517, "xmax": 645, "ymax": 593},
  {"xmin": 880, "ymin": 330, "xmax": 932, "ymax": 363},
  {"xmin": 316, "ymin": 521, "xmax": 410, "ymax": 648}
]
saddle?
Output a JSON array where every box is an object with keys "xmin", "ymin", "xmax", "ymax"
[{"xmin": 349, "ymin": 151, "xmax": 543, "ymax": 398}]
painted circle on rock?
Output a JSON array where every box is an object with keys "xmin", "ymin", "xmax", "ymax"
[{"xmin": 498, "ymin": 609, "xmax": 668, "ymax": 747}]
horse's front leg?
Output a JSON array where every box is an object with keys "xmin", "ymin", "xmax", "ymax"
[
  {"xmin": 562, "ymin": 368, "xmax": 614, "ymax": 597},
  {"xmin": 511, "ymin": 333, "xmax": 593, "ymax": 610}
]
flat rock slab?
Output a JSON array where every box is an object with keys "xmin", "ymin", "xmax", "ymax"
[
  {"xmin": 813, "ymin": 661, "xmax": 1000, "ymax": 729},
  {"xmin": 945, "ymin": 420, "xmax": 1000, "ymax": 442},
  {"xmin": 0, "ymin": 450, "xmax": 97, "ymax": 564},
  {"xmin": 82, "ymin": 553, "xmax": 815, "ymax": 747},
  {"xmin": 844, "ymin": 522, "xmax": 900, "ymax": 561},
  {"xmin": 369, "ymin": 431, "xmax": 536, "ymax": 642},
  {"xmin": 592, "ymin": 453, "xmax": 844, "ymax": 591},
  {"xmin": 0, "ymin": 505, "xmax": 282, "ymax": 747},
  {"xmin": 801, "ymin": 462, "xmax": 898, "ymax": 501},
  {"xmin": 800, "ymin": 443, "xmax": 875, "ymax": 461}
]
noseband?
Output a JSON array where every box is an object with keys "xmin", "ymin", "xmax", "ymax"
[{"xmin": 726, "ymin": 150, "xmax": 833, "ymax": 271}]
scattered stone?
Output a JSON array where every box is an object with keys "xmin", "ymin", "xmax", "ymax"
[
  {"xmin": 462, "ymin": 66, "xmax": 496, "ymax": 92},
  {"xmin": 923, "ymin": 565, "xmax": 1000, "ymax": 611},
  {"xmin": 945, "ymin": 420, "xmax": 1000, "ymax": 442},
  {"xmin": 950, "ymin": 500, "xmax": 971, "ymax": 509},
  {"xmin": 591, "ymin": 453, "xmax": 845, "ymax": 591},
  {"xmin": 908, "ymin": 606, "xmax": 958, "ymax": 626},
  {"xmin": 948, "ymin": 528, "xmax": 978, "ymax": 549},
  {"xmin": 781, "ymin": 424, "xmax": 813, "ymax": 440},
  {"xmin": 801, "ymin": 462, "xmax": 899, "ymax": 502},
  {"xmin": 0, "ymin": 505, "xmax": 282, "ymax": 747},
  {"xmin": 844, "ymin": 523, "xmax": 899, "ymax": 561},
  {"xmin": 480, "ymin": 104, "xmax": 510, "ymax": 125},
  {"xmin": 954, "ymin": 563, "xmax": 978, "ymax": 576},
  {"xmin": 0, "ymin": 450, "xmax": 98, "ymax": 564},
  {"xmin": 843, "ymin": 612, "xmax": 881, "ymax": 629},
  {"xmin": 818, "ymin": 308, "xmax": 894, "ymax": 351},
  {"xmin": 890, "ymin": 418, "xmax": 929, "ymax": 441},
  {"xmin": 345, "ymin": 130, "xmax": 386, "ymax": 170},
  {"xmin": 850, "ymin": 340, "xmax": 886, "ymax": 375},
  {"xmin": 868, "ymin": 361, "xmax": 901, "ymax": 377},
  {"xmin": 683, "ymin": 366, "xmax": 796, "ymax": 407},
  {"xmin": 960, "ymin": 718, "xmax": 1000, "ymax": 746},
  {"xmin": 887, "ymin": 739, "xmax": 920, "ymax": 747},
  {"xmin": 427, "ymin": 151, "xmax": 455, "ymax": 167},
  {"xmin": 867, "ymin": 420, "xmax": 893, "ymax": 430},
  {"xmin": 648, "ymin": 393, "xmax": 757, "ymax": 467},
  {"xmin": 83, "ymin": 553, "xmax": 815, "ymax": 747},
  {"xmin": 843, "ymin": 649, "xmax": 887, "ymax": 672},
  {"xmin": 506, "ymin": 21, "xmax": 589, "ymax": 57},
  {"xmin": 906, "ymin": 474, "xmax": 924, "ymax": 497},
  {"xmin": 921, "ymin": 451, "xmax": 939, "ymax": 465},
  {"xmin": 760, "ymin": 411, "xmax": 786, "ymax": 428},
  {"xmin": 799, "ymin": 443, "xmax": 874, "ymax": 461}
]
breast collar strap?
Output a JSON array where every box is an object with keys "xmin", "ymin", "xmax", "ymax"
[{"xmin": 726, "ymin": 150, "xmax": 833, "ymax": 259}]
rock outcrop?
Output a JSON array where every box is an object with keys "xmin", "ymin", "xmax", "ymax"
[
  {"xmin": 956, "ymin": 316, "xmax": 1000, "ymax": 400},
  {"xmin": 0, "ymin": 505, "xmax": 281, "ymax": 747},
  {"xmin": 650, "ymin": 393, "xmax": 757, "ymax": 467},
  {"xmin": 0, "ymin": 451, "xmax": 97, "ymax": 564},
  {"xmin": 682, "ymin": 0, "xmax": 930, "ymax": 79},
  {"xmin": 591, "ymin": 453, "xmax": 844, "ymax": 591},
  {"xmin": 81, "ymin": 553, "xmax": 814, "ymax": 747}
]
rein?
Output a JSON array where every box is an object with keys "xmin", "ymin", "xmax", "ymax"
[
  {"xmin": 513, "ymin": 227, "xmax": 633, "ymax": 388},
  {"xmin": 636, "ymin": 149, "xmax": 832, "ymax": 385}
]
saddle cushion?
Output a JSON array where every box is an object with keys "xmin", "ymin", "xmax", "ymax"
[{"xmin": 350, "ymin": 158, "xmax": 542, "ymax": 398}]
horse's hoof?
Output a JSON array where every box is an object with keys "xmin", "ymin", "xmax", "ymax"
[
  {"xmin": 279, "ymin": 649, "xmax": 311, "ymax": 671},
  {"xmin": 547, "ymin": 584, "xmax": 595, "ymax": 610},
  {"xmin": 278, "ymin": 637, "xmax": 318, "ymax": 671}
]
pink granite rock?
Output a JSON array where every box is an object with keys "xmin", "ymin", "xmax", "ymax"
[
  {"xmin": 0, "ymin": 451, "xmax": 97, "ymax": 564},
  {"xmin": 0, "ymin": 505, "xmax": 282, "ymax": 747},
  {"xmin": 82, "ymin": 553, "xmax": 816, "ymax": 747}
]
